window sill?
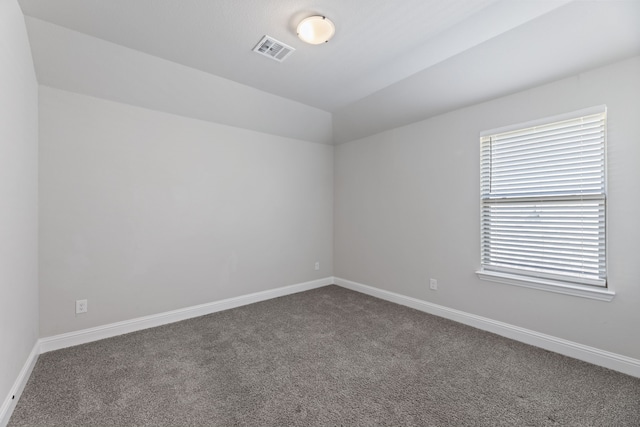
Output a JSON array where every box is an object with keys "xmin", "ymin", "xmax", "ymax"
[{"xmin": 476, "ymin": 270, "xmax": 615, "ymax": 302}]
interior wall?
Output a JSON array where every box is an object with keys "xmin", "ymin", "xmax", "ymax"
[
  {"xmin": 0, "ymin": 0, "xmax": 39, "ymax": 407},
  {"xmin": 39, "ymin": 86, "xmax": 333, "ymax": 337},
  {"xmin": 334, "ymin": 56, "xmax": 640, "ymax": 359}
]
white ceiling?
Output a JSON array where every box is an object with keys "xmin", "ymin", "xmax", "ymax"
[
  {"xmin": 19, "ymin": 0, "xmax": 567, "ymax": 111},
  {"xmin": 17, "ymin": 0, "xmax": 640, "ymax": 143}
]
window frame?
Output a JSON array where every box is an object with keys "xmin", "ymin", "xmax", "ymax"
[{"xmin": 475, "ymin": 106, "xmax": 614, "ymax": 302}]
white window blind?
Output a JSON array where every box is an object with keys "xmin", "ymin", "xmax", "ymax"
[{"xmin": 480, "ymin": 107, "xmax": 606, "ymax": 287}]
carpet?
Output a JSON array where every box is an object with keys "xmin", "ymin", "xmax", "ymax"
[{"xmin": 9, "ymin": 285, "xmax": 640, "ymax": 426}]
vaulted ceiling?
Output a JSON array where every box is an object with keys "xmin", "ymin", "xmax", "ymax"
[{"xmin": 18, "ymin": 0, "xmax": 640, "ymax": 143}]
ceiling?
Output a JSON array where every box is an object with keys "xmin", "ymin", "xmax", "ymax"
[
  {"xmin": 17, "ymin": 0, "xmax": 640, "ymax": 143},
  {"xmin": 18, "ymin": 0, "xmax": 568, "ymax": 111}
]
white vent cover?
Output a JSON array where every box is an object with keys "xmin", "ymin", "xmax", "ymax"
[{"xmin": 253, "ymin": 35, "xmax": 295, "ymax": 62}]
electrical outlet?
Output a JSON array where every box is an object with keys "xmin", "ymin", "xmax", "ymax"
[
  {"xmin": 429, "ymin": 278, "xmax": 438, "ymax": 291},
  {"xmin": 315, "ymin": 261, "xmax": 320, "ymax": 271},
  {"xmin": 76, "ymin": 299, "xmax": 88, "ymax": 314}
]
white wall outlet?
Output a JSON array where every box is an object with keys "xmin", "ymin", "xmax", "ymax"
[
  {"xmin": 429, "ymin": 278, "xmax": 438, "ymax": 291},
  {"xmin": 76, "ymin": 299, "xmax": 88, "ymax": 314},
  {"xmin": 314, "ymin": 261, "xmax": 320, "ymax": 270}
]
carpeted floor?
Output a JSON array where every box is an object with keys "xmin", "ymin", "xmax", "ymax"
[{"xmin": 9, "ymin": 285, "xmax": 640, "ymax": 426}]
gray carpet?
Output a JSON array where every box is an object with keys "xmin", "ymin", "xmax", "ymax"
[{"xmin": 9, "ymin": 285, "xmax": 640, "ymax": 426}]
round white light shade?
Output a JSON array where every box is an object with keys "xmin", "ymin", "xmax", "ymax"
[{"xmin": 297, "ymin": 16, "xmax": 335, "ymax": 45}]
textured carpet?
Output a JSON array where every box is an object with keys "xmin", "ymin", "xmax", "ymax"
[{"xmin": 9, "ymin": 285, "xmax": 640, "ymax": 426}]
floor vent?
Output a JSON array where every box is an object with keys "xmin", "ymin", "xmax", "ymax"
[{"xmin": 253, "ymin": 35, "xmax": 295, "ymax": 62}]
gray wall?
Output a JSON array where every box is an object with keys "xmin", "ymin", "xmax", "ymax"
[
  {"xmin": 334, "ymin": 57, "xmax": 640, "ymax": 360},
  {"xmin": 39, "ymin": 87, "xmax": 333, "ymax": 337},
  {"xmin": 0, "ymin": 0, "xmax": 39, "ymax": 408}
]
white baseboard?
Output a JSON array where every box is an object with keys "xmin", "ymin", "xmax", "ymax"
[
  {"xmin": 0, "ymin": 341, "xmax": 40, "ymax": 427},
  {"xmin": 7, "ymin": 274, "xmax": 637, "ymax": 427},
  {"xmin": 333, "ymin": 277, "xmax": 640, "ymax": 378},
  {"xmin": 40, "ymin": 277, "xmax": 334, "ymax": 354}
]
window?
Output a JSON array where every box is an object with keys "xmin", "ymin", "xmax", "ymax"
[{"xmin": 476, "ymin": 106, "xmax": 613, "ymax": 301}]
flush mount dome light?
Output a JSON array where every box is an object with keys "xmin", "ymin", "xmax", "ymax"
[{"xmin": 297, "ymin": 15, "xmax": 335, "ymax": 44}]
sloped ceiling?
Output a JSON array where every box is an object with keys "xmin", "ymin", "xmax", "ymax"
[
  {"xmin": 18, "ymin": 0, "xmax": 640, "ymax": 144},
  {"xmin": 334, "ymin": 0, "xmax": 640, "ymax": 142}
]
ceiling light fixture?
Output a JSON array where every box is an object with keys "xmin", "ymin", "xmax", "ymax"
[{"xmin": 297, "ymin": 15, "xmax": 335, "ymax": 45}]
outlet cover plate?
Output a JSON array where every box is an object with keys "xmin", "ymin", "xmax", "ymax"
[{"xmin": 76, "ymin": 299, "xmax": 88, "ymax": 314}]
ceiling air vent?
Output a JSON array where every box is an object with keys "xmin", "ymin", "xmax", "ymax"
[{"xmin": 253, "ymin": 35, "xmax": 295, "ymax": 62}]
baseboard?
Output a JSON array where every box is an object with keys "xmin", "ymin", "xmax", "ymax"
[
  {"xmin": 40, "ymin": 277, "xmax": 334, "ymax": 354},
  {"xmin": 12, "ymin": 274, "xmax": 638, "ymax": 426},
  {"xmin": 0, "ymin": 341, "xmax": 40, "ymax": 427},
  {"xmin": 333, "ymin": 277, "xmax": 640, "ymax": 378}
]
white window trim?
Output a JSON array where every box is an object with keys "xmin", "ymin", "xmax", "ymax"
[
  {"xmin": 478, "ymin": 105, "xmax": 613, "ymax": 301},
  {"xmin": 479, "ymin": 105, "xmax": 607, "ymax": 138},
  {"xmin": 476, "ymin": 269, "xmax": 615, "ymax": 301}
]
